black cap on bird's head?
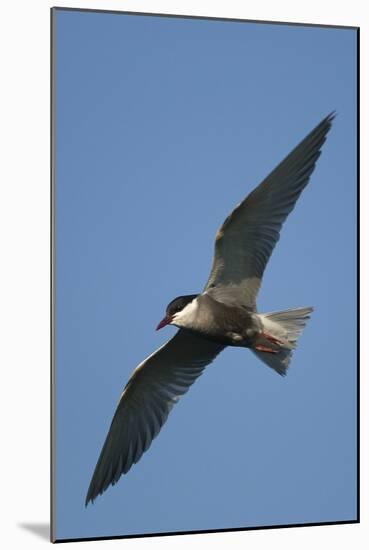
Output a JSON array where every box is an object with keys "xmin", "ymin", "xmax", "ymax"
[{"xmin": 156, "ymin": 294, "xmax": 198, "ymax": 330}]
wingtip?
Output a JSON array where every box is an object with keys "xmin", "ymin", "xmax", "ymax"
[
  {"xmin": 85, "ymin": 493, "xmax": 97, "ymax": 507},
  {"xmin": 310, "ymin": 111, "xmax": 336, "ymax": 143},
  {"xmin": 85, "ymin": 479, "xmax": 109, "ymax": 507},
  {"xmin": 85, "ymin": 485, "xmax": 98, "ymax": 507},
  {"xmin": 326, "ymin": 110, "xmax": 337, "ymax": 124}
]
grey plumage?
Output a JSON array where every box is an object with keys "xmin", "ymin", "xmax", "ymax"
[
  {"xmin": 205, "ymin": 113, "xmax": 335, "ymax": 309},
  {"xmin": 85, "ymin": 330, "xmax": 224, "ymax": 505},
  {"xmin": 85, "ymin": 113, "xmax": 334, "ymax": 506}
]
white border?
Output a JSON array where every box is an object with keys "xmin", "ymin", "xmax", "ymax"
[{"xmin": 1, "ymin": 1, "xmax": 365, "ymax": 548}]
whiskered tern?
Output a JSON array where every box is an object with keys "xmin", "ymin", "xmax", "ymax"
[{"xmin": 86, "ymin": 113, "xmax": 334, "ymax": 505}]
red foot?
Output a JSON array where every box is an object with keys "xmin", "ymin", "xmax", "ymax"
[
  {"xmin": 261, "ymin": 332, "xmax": 283, "ymax": 347},
  {"xmin": 254, "ymin": 344, "xmax": 278, "ymax": 354}
]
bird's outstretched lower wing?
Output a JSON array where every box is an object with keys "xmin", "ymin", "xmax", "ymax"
[
  {"xmin": 85, "ymin": 330, "xmax": 224, "ymax": 505},
  {"xmin": 204, "ymin": 113, "xmax": 335, "ymax": 309}
]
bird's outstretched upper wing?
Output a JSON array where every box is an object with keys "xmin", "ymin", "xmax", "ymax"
[
  {"xmin": 85, "ymin": 330, "xmax": 224, "ymax": 505},
  {"xmin": 204, "ymin": 113, "xmax": 335, "ymax": 309}
]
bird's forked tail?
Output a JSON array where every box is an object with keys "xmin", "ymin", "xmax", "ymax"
[{"xmin": 252, "ymin": 307, "xmax": 313, "ymax": 376}]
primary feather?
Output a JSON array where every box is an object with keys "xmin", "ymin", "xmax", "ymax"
[
  {"xmin": 85, "ymin": 330, "xmax": 224, "ymax": 505},
  {"xmin": 205, "ymin": 113, "xmax": 335, "ymax": 309}
]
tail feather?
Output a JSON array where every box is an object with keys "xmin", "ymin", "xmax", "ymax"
[{"xmin": 252, "ymin": 306, "xmax": 313, "ymax": 376}]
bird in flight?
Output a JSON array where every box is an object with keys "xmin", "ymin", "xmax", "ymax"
[{"xmin": 86, "ymin": 113, "xmax": 334, "ymax": 505}]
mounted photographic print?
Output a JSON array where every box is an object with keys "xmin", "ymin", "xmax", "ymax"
[{"xmin": 51, "ymin": 7, "xmax": 359, "ymax": 543}]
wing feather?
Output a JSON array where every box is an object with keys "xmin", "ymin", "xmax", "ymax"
[
  {"xmin": 85, "ymin": 330, "xmax": 224, "ymax": 505},
  {"xmin": 204, "ymin": 113, "xmax": 335, "ymax": 308}
]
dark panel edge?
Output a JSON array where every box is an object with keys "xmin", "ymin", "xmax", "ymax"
[
  {"xmin": 54, "ymin": 519, "xmax": 359, "ymax": 544},
  {"xmin": 50, "ymin": 6, "xmax": 56, "ymax": 545},
  {"xmin": 51, "ymin": 5, "xmax": 359, "ymax": 30},
  {"xmin": 356, "ymin": 26, "xmax": 360, "ymax": 524}
]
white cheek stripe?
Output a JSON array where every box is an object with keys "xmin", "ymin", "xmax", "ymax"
[{"xmin": 172, "ymin": 299, "xmax": 199, "ymax": 327}]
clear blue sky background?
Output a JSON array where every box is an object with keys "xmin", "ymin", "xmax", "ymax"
[{"xmin": 54, "ymin": 9, "xmax": 357, "ymax": 541}]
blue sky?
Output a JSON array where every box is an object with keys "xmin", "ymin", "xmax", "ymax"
[{"xmin": 54, "ymin": 9, "xmax": 357, "ymax": 541}]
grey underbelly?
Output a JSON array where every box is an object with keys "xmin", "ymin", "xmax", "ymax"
[
  {"xmin": 182, "ymin": 324, "xmax": 259, "ymax": 348},
  {"xmin": 174, "ymin": 296, "xmax": 262, "ymax": 347}
]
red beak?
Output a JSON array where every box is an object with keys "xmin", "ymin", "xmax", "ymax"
[{"xmin": 156, "ymin": 315, "xmax": 172, "ymax": 331}]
